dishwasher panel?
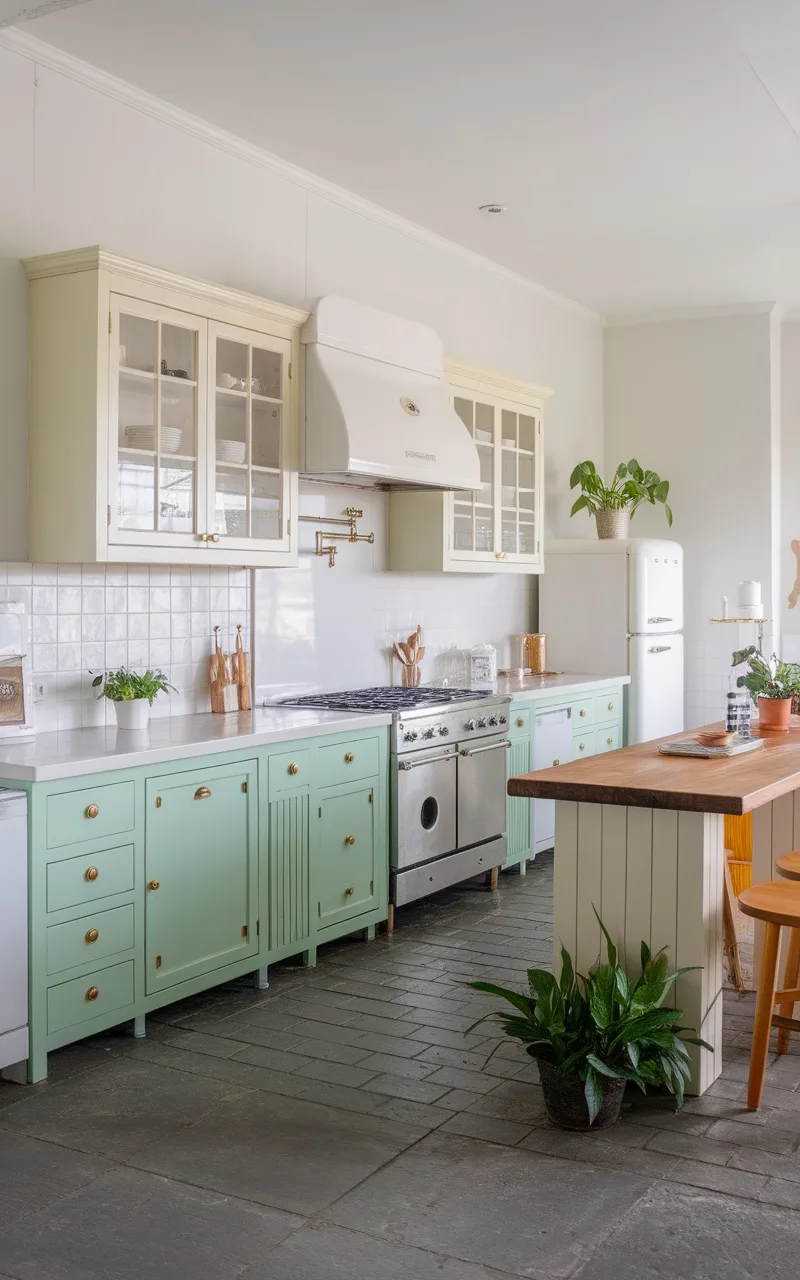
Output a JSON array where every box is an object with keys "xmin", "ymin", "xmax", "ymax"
[{"xmin": 532, "ymin": 707, "xmax": 573, "ymax": 855}]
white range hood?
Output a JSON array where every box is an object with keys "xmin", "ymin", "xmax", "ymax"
[{"xmin": 301, "ymin": 296, "xmax": 481, "ymax": 491}]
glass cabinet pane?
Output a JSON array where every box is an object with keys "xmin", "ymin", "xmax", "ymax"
[
  {"xmin": 114, "ymin": 308, "xmax": 200, "ymax": 540},
  {"xmin": 451, "ymin": 395, "xmax": 494, "ymax": 553},
  {"xmin": 212, "ymin": 333, "xmax": 284, "ymax": 544}
]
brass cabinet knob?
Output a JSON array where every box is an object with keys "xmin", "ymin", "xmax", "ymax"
[
  {"xmin": 148, "ymin": 879, "xmax": 160, "ymax": 891},
  {"xmin": 198, "ymin": 533, "xmax": 209, "ymax": 542},
  {"xmin": 84, "ymin": 866, "xmax": 99, "ymax": 882},
  {"xmin": 288, "ymin": 762, "xmax": 300, "ymax": 775},
  {"xmin": 579, "ymin": 709, "xmax": 586, "ymax": 718},
  {"xmin": 552, "ymin": 759, "xmax": 560, "ymax": 767},
  {"xmin": 579, "ymin": 743, "xmax": 585, "ymax": 752},
  {"xmin": 607, "ymin": 737, "xmax": 613, "ymax": 746},
  {"xmin": 344, "ymin": 834, "xmax": 356, "ymax": 845},
  {"xmin": 210, "ymin": 533, "xmax": 220, "ymax": 543},
  {"xmin": 516, "ymin": 716, "xmax": 525, "ymax": 728},
  {"xmin": 345, "ymin": 885, "xmax": 355, "ymax": 896},
  {"xmin": 344, "ymin": 752, "xmax": 355, "ymax": 764},
  {"xmin": 85, "ymin": 803, "xmax": 99, "ymax": 819},
  {"xmin": 495, "ymin": 552, "xmax": 507, "ymax": 560},
  {"xmin": 85, "ymin": 928, "xmax": 99, "ymax": 944},
  {"xmin": 194, "ymin": 786, "xmax": 211, "ymax": 799},
  {"xmin": 608, "ymin": 702, "xmax": 614, "ymax": 711},
  {"xmin": 86, "ymin": 986, "xmax": 99, "ymax": 1002}
]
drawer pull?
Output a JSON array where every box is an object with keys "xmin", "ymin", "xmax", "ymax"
[
  {"xmin": 84, "ymin": 866, "xmax": 99, "ymax": 882},
  {"xmin": 552, "ymin": 759, "xmax": 560, "ymax": 767},
  {"xmin": 345, "ymin": 885, "xmax": 355, "ymax": 896},
  {"xmin": 194, "ymin": 786, "xmax": 211, "ymax": 800},
  {"xmin": 344, "ymin": 752, "xmax": 355, "ymax": 764},
  {"xmin": 608, "ymin": 701, "xmax": 614, "ymax": 711},
  {"xmin": 86, "ymin": 986, "xmax": 99, "ymax": 1002},
  {"xmin": 344, "ymin": 834, "xmax": 356, "ymax": 845},
  {"xmin": 85, "ymin": 804, "xmax": 99, "ymax": 819},
  {"xmin": 148, "ymin": 879, "xmax": 160, "ymax": 891},
  {"xmin": 579, "ymin": 743, "xmax": 585, "ymax": 752},
  {"xmin": 85, "ymin": 928, "xmax": 99, "ymax": 944},
  {"xmin": 288, "ymin": 762, "xmax": 300, "ymax": 776},
  {"xmin": 607, "ymin": 737, "xmax": 613, "ymax": 746},
  {"xmin": 516, "ymin": 716, "xmax": 525, "ymax": 728},
  {"xmin": 579, "ymin": 709, "xmax": 586, "ymax": 718}
]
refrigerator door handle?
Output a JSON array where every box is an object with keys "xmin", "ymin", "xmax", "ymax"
[
  {"xmin": 649, "ymin": 645, "xmax": 672, "ymax": 653},
  {"xmin": 648, "ymin": 616, "xmax": 673, "ymax": 624}
]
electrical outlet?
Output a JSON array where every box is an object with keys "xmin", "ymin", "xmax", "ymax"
[{"xmin": 34, "ymin": 677, "xmax": 53, "ymax": 702}]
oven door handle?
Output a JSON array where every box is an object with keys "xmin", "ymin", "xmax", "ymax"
[
  {"xmin": 458, "ymin": 740, "xmax": 512, "ymax": 758},
  {"xmin": 398, "ymin": 750, "xmax": 459, "ymax": 771}
]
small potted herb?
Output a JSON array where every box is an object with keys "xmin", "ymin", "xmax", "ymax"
[
  {"xmin": 733, "ymin": 646, "xmax": 800, "ymax": 733},
  {"xmin": 91, "ymin": 667, "xmax": 176, "ymax": 730},
  {"xmin": 570, "ymin": 459, "xmax": 673, "ymax": 539},
  {"xmin": 470, "ymin": 915, "xmax": 709, "ymax": 1130}
]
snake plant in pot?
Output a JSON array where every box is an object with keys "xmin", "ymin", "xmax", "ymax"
[{"xmin": 470, "ymin": 914, "xmax": 710, "ymax": 1130}]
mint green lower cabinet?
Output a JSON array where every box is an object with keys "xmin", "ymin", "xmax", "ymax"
[
  {"xmin": 144, "ymin": 760, "xmax": 258, "ymax": 994},
  {"xmin": 268, "ymin": 793, "xmax": 311, "ymax": 958},
  {"xmin": 317, "ymin": 785, "xmax": 378, "ymax": 927},
  {"xmin": 504, "ymin": 736, "xmax": 532, "ymax": 870},
  {"xmin": 11, "ymin": 723, "xmax": 389, "ymax": 1082}
]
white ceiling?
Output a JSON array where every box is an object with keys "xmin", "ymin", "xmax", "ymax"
[{"xmin": 18, "ymin": 0, "xmax": 800, "ymax": 315}]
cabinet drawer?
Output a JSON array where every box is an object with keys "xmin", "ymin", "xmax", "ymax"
[
  {"xmin": 573, "ymin": 730, "xmax": 596, "ymax": 760},
  {"xmin": 596, "ymin": 725, "xmax": 621, "ymax": 754},
  {"xmin": 46, "ymin": 904, "xmax": 135, "ymax": 977},
  {"xmin": 596, "ymin": 691, "xmax": 621, "ymax": 723},
  {"xmin": 509, "ymin": 708, "xmax": 531, "ymax": 739},
  {"xmin": 268, "ymin": 748, "xmax": 312, "ymax": 796},
  {"xmin": 46, "ymin": 781, "xmax": 135, "ymax": 850},
  {"xmin": 46, "ymin": 843, "xmax": 135, "ymax": 913},
  {"xmin": 571, "ymin": 698, "xmax": 595, "ymax": 729},
  {"xmin": 47, "ymin": 959, "xmax": 135, "ymax": 1035},
  {"xmin": 317, "ymin": 737, "xmax": 380, "ymax": 788}
]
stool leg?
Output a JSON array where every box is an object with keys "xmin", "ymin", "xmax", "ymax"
[
  {"xmin": 748, "ymin": 921, "xmax": 781, "ymax": 1110},
  {"xmin": 777, "ymin": 927, "xmax": 800, "ymax": 1054}
]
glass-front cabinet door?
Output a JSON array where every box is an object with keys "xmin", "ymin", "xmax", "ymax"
[
  {"xmin": 109, "ymin": 297, "xmax": 207, "ymax": 550},
  {"xmin": 447, "ymin": 380, "xmax": 542, "ymax": 569},
  {"xmin": 208, "ymin": 321, "xmax": 293, "ymax": 555}
]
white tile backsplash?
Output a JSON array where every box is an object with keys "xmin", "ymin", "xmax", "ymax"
[{"xmin": 1, "ymin": 564, "xmax": 249, "ymax": 729}]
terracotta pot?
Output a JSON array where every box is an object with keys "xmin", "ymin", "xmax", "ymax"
[
  {"xmin": 537, "ymin": 1059, "xmax": 626, "ymax": 1131},
  {"xmin": 757, "ymin": 696, "xmax": 792, "ymax": 733},
  {"xmin": 595, "ymin": 508, "xmax": 630, "ymax": 540}
]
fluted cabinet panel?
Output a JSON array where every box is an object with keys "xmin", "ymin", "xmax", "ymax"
[{"xmin": 268, "ymin": 793, "xmax": 310, "ymax": 951}]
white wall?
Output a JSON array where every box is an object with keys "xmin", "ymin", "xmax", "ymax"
[
  {"xmin": 604, "ymin": 312, "xmax": 778, "ymax": 728},
  {"xmin": 782, "ymin": 321, "xmax": 800, "ymax": 658}
]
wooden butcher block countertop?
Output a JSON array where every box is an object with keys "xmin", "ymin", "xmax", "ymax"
[{"xmin": 507, "ymin": 721, "xmax": 800, "ymax": 815}]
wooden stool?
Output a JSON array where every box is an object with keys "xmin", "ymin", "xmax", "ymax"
[
  {"xmin": 776, "ymin": 851, "xmax": 800, "ymax": 882},
  {"xmin": 738, "ymin": 881, "xmax": 800, "ymax": 1108},
  {"xmin": 775, "ymin": 853, "xmax": 800, "ymax": 1051}
]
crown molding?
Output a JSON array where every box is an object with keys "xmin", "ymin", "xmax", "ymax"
[
  {"xmin": 0, "ymin": 27, "xmax": 604, "ymax": 326},
  {"xmin": 23, "ymin": 245, "xmax": 310, "ymax": 327},
  {"xmin": 605, "ymin": 301, "xmax": 779, "ymax": 328},
  {"xmin": 444, "ymin": 356, "xmax": 554, "ymax": 402}
]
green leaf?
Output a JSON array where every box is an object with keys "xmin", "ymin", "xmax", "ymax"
[
  {"xmin": 593, "ymin": 907, "xmax": 618, "ymax": 970},
  {"xmin": 469, "ymin": 982, "xmax": 534, "ymax": 1020},
  {"xmin": 584, "ymin": 1065, "xmax": 603, "ymax": 1125},
  {"xmin": 559, "ymin": 945, "xmax": 575, "ymax": 998},
  {"xmin": 664, "ymin": 503, "xmax": 673, "ymax": 527},
  {"xmin": 570, "ymin": 494, "xmax": 590, "ymax": 517},
  {"xmin": 587, "ymin": 965, "xmax": 616, "ymax": 1031},
  {"xmin": 586, "ymin": 1053, "xmax": 626, "ymax": 1080},
  {"xmin": 640, "ymin": 940, "xmax": 651, "ymax": 972}
]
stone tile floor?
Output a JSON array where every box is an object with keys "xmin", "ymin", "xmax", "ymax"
[{"xmin": 1, "ymin": 850, "xmax": 800, "ymax": 1278}]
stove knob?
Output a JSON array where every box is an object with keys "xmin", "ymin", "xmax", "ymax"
[
  {"xmin": 405, "ymin": 730, "xmax": 418, "ymax": 742},
  {"xmin": 488, "ymin": 715, "xmax": 499, "ymax": 727},
  {"xmin": 438, "ymin": 726, "xmax": 449, "ymax": 736},
  {"xmin": 422, "ymin": 727, "xmax": 435, "ymax": 739},
  {"xmin": 477, "ymin": 718, "xmax": 487, "ymax": 729},
  {"xmin": 498, "ymin": 715, "xmax": 507, "ymax": 725},
  {"xmin": 466, "ymin": 719, "xmax": 477, "ymax": 731}
]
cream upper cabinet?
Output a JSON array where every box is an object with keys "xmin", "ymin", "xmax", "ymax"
[
  {"xmin": 24, "ymin": 248, "xmax": 305, "ymax": 566},
  {"xmin": 388, "ymin": 359, "xmax": 552, "ymax": 574}
]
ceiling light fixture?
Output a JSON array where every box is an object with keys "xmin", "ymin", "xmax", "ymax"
[{"xmin": 479, "ymin": 204, "xmax": 507, "ymax": 214}]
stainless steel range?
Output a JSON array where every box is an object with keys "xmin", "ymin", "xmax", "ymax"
[{"xmin": 277, "ymin": 686, "xmax": 512, "ymax": 929}]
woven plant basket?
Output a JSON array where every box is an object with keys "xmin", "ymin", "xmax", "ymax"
[{"xmin": 595, "ymin": 508, "xmax": 631, "ymax": 540}]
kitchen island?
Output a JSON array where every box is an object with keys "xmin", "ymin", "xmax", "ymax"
[{"xmin": 508, "ymin": 723, "xmax": 800, "ymax": 1094}]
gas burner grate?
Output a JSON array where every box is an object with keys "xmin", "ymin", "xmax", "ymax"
[{"xmin": 276, "ymin": 686, "xmax": 495, "ymax": 713}]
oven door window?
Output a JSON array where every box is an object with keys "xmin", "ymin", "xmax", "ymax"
[
  {"xmin": 457, "ymin": 735, "xmax": 508, "ymax": 849},
  {"xmin": 396, "ymin": 750, "xmax": 457, "ymax": 870}
]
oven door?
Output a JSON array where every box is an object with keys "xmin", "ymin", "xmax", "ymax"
[
  {"xmin": 395, "ymin": 746, "xmax": 457, "ymax": 871},
  {"xmin": 457, "ymin": 735, "xmax": 510, "ymax": 850}
]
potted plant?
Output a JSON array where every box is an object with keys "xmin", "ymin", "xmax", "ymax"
[
  {"xmin": 570, "ymin": 459, "xmax": 673, "ymax": 539},
  {"xmin": 91, "ymin": 667, "xmax": 176, "ymax": 730},
  {"xmin": 732, "ymin": 646, "xmax": 800, "ymax": 733},
  {"xmin": 470, "ymin": 915, "xmax": 710, "ymax": 1130}
]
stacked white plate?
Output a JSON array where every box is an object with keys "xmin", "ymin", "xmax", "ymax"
[
  {"xmin": 125, "ymin": 425, "xmax": 182, "ymax": 454},
  {"xmin": 216, "ymin": 439, "xmax": 246, "ymax": 464}
]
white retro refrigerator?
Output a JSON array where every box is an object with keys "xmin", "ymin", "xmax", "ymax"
[{"xmin": 540, "ymin": 538, "xmax": 684, "ymax": 744}]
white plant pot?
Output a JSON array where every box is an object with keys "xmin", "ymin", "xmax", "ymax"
[{"xmin": 113, "ymin": 698, "xmax": 151, "ymax": 731}]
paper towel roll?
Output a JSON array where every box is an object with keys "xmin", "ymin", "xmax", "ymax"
[{"xmin": 737, "ymin": 580, "xmax": 763, "ymax": 618}]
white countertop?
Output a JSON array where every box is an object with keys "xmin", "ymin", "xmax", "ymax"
[
  {"xmin": 495, "ymin": 672, "xmax": 630, "ymax": 703},
  {"xmin": 0, "ymin": 708, "xmax": 393, "ymax": 783}
]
